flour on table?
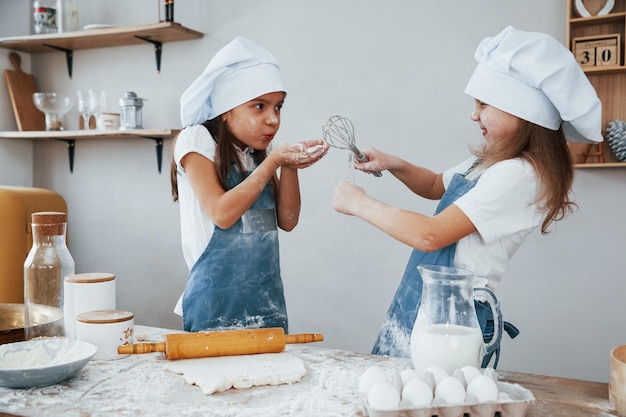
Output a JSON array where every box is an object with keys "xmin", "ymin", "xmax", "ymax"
[{"xmin": 162, "ymin": 352, "xmax": 306, "ymax": 395}]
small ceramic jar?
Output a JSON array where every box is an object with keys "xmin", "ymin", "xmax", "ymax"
[
  {"xmin": 64, "ymin": 273, "xmax": 116, "ymax": 339},
  {"xmin": 76, "ymin": 310, "xmax": 134, "ymax": 360},
  {"xmin": 97, "ymin": 112, "xmax": 120, "ymax": 130}
]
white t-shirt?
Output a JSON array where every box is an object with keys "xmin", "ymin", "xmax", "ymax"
[
  {"xmin": 173, "ymin": 125, "xmax": 257, "ymax": 315},
  {"xmin": 442, "ymin": 157, "xmax": 545, "ymax": 289}
]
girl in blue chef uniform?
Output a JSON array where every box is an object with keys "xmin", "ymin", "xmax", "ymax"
[
  {"xmin": 170, "ymin": 37, "xmax": 329, "ymax": 333},
  {"xmin": 332, "ymin": 26, "xmax": 603, "ymax": 367}
]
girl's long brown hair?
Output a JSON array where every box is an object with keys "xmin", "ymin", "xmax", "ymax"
[
  {"xmin": 472, "ymin": 121, "xmax": 576, "ymax": 234},
  {"xmin": 170, "ymin": 118, "xmax": 268, "ymax": 202}
]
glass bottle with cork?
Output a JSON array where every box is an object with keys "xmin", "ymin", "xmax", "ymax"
[{"xmin": 23, "ymin": 211, "xmax": 75, "ymax": 340}]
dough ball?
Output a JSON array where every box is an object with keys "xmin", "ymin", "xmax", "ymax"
[
  {"xmin": 424, "ymin": 365, "xmax": 449, "ymax": 385},
  {"xmin": 401, "ymin": 378, "xmax": 433, "ymax": 408},
  {"xmin": 400, "ymin": 368, "xmax": 421, "ymax": 386},
  {"xmin": 367, "ymin": 381, "xmax": 401, "ymax": 410},
  {"xmin": 466, "ymin": 374, "xmax": 499, "ymax": 403},
  {"xmin": 358, "ymin": 365, "xmax": 388, "ymax": 396},
  {"xmin": 459, "ymin": 365, "xmax": 481, "ymax": 386},
  {"xmin": 435, "ymin": 376, "xmax": 466, "ymax": 404}
]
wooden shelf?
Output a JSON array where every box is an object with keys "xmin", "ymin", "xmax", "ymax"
[
  {"xmin": 0, "ymin": 129, "xmax": 179, "ymax": 173},
  {"xmin": 0, "ymin": 22, "xmax": 202, "ymax": 52},
  {"xmin": 569, "ymin": 11, "xmax": 626, "ymax": 26},
  {"xmin": 574, "ymin": 162, "xmax": 626, "ymax": 168},
  {"xmin": 582, "ymin": 65, "xmax": 626, "ymax": 74},
  {"xmin": 0, "ymin": 22, "xmax": 203, "ymax": 76},
  {"xmin": 0, "ymin": 23, "xmax": 195, "ymax": 171},
  {"xmin": 0, "ymin": 128, "xmax": 178, "ymax": 140},
  {"xmin": 567, "ymin": 1, "xmax": 626, "ymax": 168}
]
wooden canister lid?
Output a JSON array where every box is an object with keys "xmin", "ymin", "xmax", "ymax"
[
  {"xmin": 31, "ymin": 211, "xmax": 67, "ymax": 236},
  {"xmin": 76, "ymin": 310, "xmax": 134, "ymax": 324},
  {"xmin": 65, "ymin": 272, "xmax": 115, "ymax": 284}
]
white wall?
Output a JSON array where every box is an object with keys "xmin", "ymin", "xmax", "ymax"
[
  {"xmin": 1, "ymin": 0, "xmax": 624, "ymax": 383},
  {"xmin": 0, "ymin": 0, "xmax": 32, "ymax": 185}
]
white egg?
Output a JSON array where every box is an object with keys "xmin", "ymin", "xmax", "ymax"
[
  {"xmin": 400, "ymin": 368, "xmax": 421, "ymax": 386},
  {"xmin": 367, "ymin": 381, "xmax": 401, "ymax": 410},
  {"xmin": 421, "ymin": 371, "xmax": 436, "ymax": 392},
  {"xmin": 459, "ymin": 365, "xmax": 481, "ymax": 386},
  {"xmin": 358, "ymin": 366, "xmax": 388, "ymax": 396},
  {"xmin": 401, "ymin": 378, "xmax": 433, "ymax": 407},
  {"xmin": 483, "ymin": 367, "xmax": 498, "ymax": 382},
  {"xmin": 466, "ymin": 374, "xmax": 499, "ymax": 403},
  {"xmin": 388, "ymin": 370, "xmax": 403, "ymax": 393},
  {"xmin": 434, "ymin": 376, "xmax": 466, "ymax": 404},
  {"xmin": 424, "ymin": 365, "xmax": 449, "ymax": 385}
]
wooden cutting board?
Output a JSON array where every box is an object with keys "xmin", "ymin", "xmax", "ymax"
[{"xmin": 3, "ymin": 52, "xmax": 45, "ymax": 131}]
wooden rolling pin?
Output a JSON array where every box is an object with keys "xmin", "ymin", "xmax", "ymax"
[{"xmin": 118, "ymin": 327, "xmax": 324, "ymax": 360}]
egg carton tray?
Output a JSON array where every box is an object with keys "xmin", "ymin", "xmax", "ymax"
[{"xmin": 361, "ymin": 380, "xmax": 535, "ymax": 417}]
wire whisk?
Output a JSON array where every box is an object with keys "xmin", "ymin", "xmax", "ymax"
[{"xmin": 322, "ymin": 115, "xmax": 382, "ymax": 177}]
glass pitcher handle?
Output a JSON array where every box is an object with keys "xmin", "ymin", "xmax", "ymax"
[{"xmin": 473, "ymin": 287, "xmax": 503, "ymax": 355}]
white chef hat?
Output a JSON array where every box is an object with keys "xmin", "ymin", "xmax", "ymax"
[
  {"xmin": 180, "ymin": 37, "xmax": 286, "ymax": 127},
  {"xmin": 464, "ymin": 26, "xmax": 602, "ymax": 143}
]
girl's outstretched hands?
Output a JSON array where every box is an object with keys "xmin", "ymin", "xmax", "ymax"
[
  {"xmin": 270, "ymin": 140, "xmax": 330, "ymax": 169},
  {"xmin": 354, "ymin": 147, "xmax": 395, "ymax": 174},
  {"xmin": 333, "ymin": 180, "xmax": 367, "ymax": 216}
]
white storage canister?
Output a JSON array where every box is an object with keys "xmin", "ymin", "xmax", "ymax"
[
  {"xmin": 76, "ymin": 310, "xmax": 134, "ymax": 360},
  {"xmin": 64, "ymin": 272, "xmax": 116, "ymax": 339}
]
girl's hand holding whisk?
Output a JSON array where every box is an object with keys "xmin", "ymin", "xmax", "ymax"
[
  {"xmin": 354, "ymin": 147, "xmax": 396, "ymax": 174},
  {"xmin": 270, "ymin": 140, "xmax": 329, "ymax": 169}
]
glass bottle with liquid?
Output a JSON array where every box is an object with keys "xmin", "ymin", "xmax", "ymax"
[
  {"xmin": 24, "ymin": 212, "xmax": 75, "ymax": 340},
  {"xmin": 57, "ymin": 0, "xmax": 79, "ymax": 32}
]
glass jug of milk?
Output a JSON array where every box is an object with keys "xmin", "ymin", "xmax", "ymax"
[{"xmin": 410, "ymin": 265, "xmax": 501, "ymax": 374}]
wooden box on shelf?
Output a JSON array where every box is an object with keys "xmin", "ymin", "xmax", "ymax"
[
  {"xmin": 573, "ymin": 34, "xmax": 620, "ymax": 67},
  {"xmin": 566, "ymin": 0, "xmax": 626, "ymax": 167}
]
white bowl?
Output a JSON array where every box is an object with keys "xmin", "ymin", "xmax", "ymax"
[{"xmin": 0, "ymin": 338, "xmax": 96, "ymax": 388}]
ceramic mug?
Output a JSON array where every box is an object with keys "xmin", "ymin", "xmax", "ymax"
[{"xmin": 75, "ymin": 310, "xmax": 134, "ymax": 360}]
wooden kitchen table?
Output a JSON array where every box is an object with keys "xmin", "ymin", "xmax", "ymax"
[{"xmin": 0, "ymin": 326, "xmax": 618, "ymax": 417}]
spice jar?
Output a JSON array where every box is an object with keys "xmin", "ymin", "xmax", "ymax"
[
  {"xmin": 23, "ymin": 212, "xmax": 75, "ymax": 340},
  {"xmin": 76, "ymin": 310, "xmax": 134, "ymax": 360},
  {"xmin": 33, "ymin": 0, "xmax": 57, "ymax": 34},
  {"xmin": 119, "ymin": 91, "xmax": 145, "ymax": 130}
]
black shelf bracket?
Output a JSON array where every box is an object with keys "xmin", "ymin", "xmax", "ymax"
[
  {"xmin": 141, "ymin": 136, "xmax": 164, "ymax": 173},
  {"xmin": 43, "ymin": 44, "xmax": 73, "ymax": 78},
  {"xmin": 51, "ymin": 138, "xmax": 76, "ymax": 173},
  {"xmin": 135, "ymin": 36, "xmax": 163, "ymax": 73}
]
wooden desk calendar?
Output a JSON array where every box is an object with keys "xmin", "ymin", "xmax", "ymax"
[{"xmin": 573, "ymin": 34, "xmax": 620, "ymax": 67}]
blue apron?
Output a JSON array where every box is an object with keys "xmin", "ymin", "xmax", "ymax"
[
  {"xmin": 372, "ymin": 159, "xmax": 518, "ymax": 368},
  {"xmin": 182, "ymin": 160, "xmax": 288, "ymax": 333}
]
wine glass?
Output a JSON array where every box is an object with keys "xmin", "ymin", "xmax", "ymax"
[
  {"xmin": 89, "ymin": 89, "xmax": 107, "ymax": 129},
  {"xmin": 76, "ymin": 90, "xmax": 95, "ymax": 130}
]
